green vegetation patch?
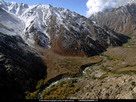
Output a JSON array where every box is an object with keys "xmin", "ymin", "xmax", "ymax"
[
  {"xmin": 102, "ymin": 67, "xmax": 136, "ymax": 75},
  {"xmin": 111, "ymin": 70, "xmax": 136, "ymax": 75},
  {"xmin": 100, "ymin": 53, "xmax": 124, "ymax": 61},
  {"xmin": 42, "ymin": 79, "xmax": 80, "ymax": 99},
  {"xmin": 25, "ymin": 90, "xmax": 40, "ymax": 99}
]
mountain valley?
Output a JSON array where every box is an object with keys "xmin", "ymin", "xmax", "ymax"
[{"xmin": 0, "ymin": 0, "xmax": 136, "ymax": 100}]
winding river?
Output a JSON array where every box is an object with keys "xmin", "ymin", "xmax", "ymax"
[{"xmin": 37, "ymin": 63, "xmax": 98, "ymax": 99}]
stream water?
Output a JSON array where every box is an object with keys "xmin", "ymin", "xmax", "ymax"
[{"xmin": 37, "ymin": 63, "xmax": 98, "ymax": 99}]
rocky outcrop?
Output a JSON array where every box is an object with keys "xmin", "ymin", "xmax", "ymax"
[{"xmin": 0, "ymin": 33, "xmax": 47, "ymax": 100}]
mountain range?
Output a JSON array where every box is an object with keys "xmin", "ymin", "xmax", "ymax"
[
  {"xmin": 91, "ymin": 3, "xmax": 136, "ymax": 35},
  {"xmin": 0, "ymin": 0, "xmax": 129, "ymax": 56}
]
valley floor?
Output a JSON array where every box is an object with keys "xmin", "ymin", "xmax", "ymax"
[
  {"xmin": 72, "ymin": 32, "xmax": 136, "ymax": 99},
  {"xmin": 26, "ymin": 32, "xmax": 136, "ymax": 99}
]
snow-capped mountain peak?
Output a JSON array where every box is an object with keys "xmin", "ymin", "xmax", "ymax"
[
  {"xmin": 0, "ymin": 7, "xmax": 25, "ymax": 35},
  {"xmin": 0, "ymin": 0, "xmax": 129, "ymax": 56},
  {"xmin": 0, "ymin": 0, "xmax": 29, "ymax": 16},
  {"xmin": 0, "ymin": 0, "xmax": 5, "ymax": 4}
]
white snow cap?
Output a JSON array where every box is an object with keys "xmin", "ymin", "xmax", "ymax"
[
  {"xmin": 0, "ymin": 0, "xmax": 5, "ymax": 4},
  {"xmin": 86, "ymin": 0, "xmax": 136, "ymax": 17}
]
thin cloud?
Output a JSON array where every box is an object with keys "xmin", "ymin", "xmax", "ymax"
[{"xmin": 86, "ymin": 0, "xmax": 136, "ymax": 17}]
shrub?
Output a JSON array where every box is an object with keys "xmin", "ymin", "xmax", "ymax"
[
  {"xmin": 42, "ymin": 79, "xmax": 80, "ymax": 99},
  {"xmin": 36, "ymin": 79, "xmax": 44, "ymax": 89},
  {"xmin": 25, "ymin": 90, "xmax": 39, "ymax": 99}
]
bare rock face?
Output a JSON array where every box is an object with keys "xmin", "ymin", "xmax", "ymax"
[
  {"xmin": 0, "ymin": 32, "xmax": 47, "ymax": 100},
  {"xmin": 91, "ymin": 3, "xmax": 136, "ymax": 35}
]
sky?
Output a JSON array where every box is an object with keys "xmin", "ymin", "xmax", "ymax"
[
  {"xmin": 5, "ymin": 0, "xmax": 136, "ymax": 17},
  {"xmin": 86, "ymin": 0, "xmax": 136, "ymax": 16},
  {"xmin": 6, "ymin": 0, "xmax": 88, "ymax": 16}
]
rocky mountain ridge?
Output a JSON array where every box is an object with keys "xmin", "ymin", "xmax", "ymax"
[
  {"xmin": 0, "ymin": 0, "xmax": 129, "ymax": 56},
  {"xmin": 91, "ymin": 3, "xmax": 136, "ymax": 35}
]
